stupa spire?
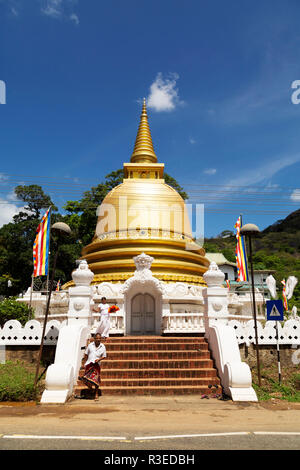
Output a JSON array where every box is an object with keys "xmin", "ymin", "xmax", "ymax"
[{"xmin": 130, "ymin": 98, "xmax": 157, "ymax": 164}]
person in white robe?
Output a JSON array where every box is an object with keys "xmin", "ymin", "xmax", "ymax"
[{"xmin": 94, "ymin": 297, "xmax": 110, "ymax": 340}]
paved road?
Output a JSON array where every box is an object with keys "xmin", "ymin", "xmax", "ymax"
[
  {"xmin": 0, "ymin": 396, "xmax": 299, "ymax": 451},
  {"xmin": 1, "ymin": 433, "xmax": 300, "ymax": 451}
]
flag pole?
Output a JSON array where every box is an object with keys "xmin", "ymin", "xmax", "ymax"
[
  {"xmin": 46, "ymin": 206, "xmax": 52, "ymax": 295},
  {"xmin": 240, "ymin": 214, "xmax": 249, "ymax": 282},
  {"xmin": 34, "ymin": 221, "xmax": 71, "ymax": 390},
  {"xmin": 275, "ymin": 321, "xmax": 282, "ymax": 384},
  {"xmin": 29, "ymin": 273, "xmax": 34, "ymax": 318},
  {"xmin": 34, "ymin": 247, "xmax": 59, "ymax": 389}
]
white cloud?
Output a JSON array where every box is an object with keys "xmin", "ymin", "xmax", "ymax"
[
  {"xmin": 0, "ymin": 199, "xmax": 25, "ymax": 227},
  {"xmin": 189, "ymin": 138, "xmax": 196, "ymax": 145},
  {"xmin": 147, "ymin": 73, "xmax": 183, "ymax": 112},
  {"xmin": 203, "ymin": 168, "xmax": 217, "ymax": 175},
  {"xmin": 70, "ymin": 13, "xmax": 79, "ymax": 25},
  {"xmin": 41, "ymin": 0, "xmax": 63, "ymax": 18},
  {"xmin": 41, "ymin": 0, "xmax": 79, "ymax": 23},
  {"xmin": 225, "ymin": 153, "xmax": 300, "ymax": 188},
  {"xmin": 291, "ymin": 189, "xmax": 300, "ymax": 201},
  {"xmin": 11, "ymin": 6, "xmax": 18, "ymax": 16}
]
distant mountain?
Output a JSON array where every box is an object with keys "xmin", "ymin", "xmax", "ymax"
[{"xmin": 263, "ymin": 208, "xmax": 300, "ymax": 234}]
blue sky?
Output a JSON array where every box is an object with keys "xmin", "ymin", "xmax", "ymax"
[{"xmin": 1, "ymin": 0, "xmax": 300, "ymax": 238}]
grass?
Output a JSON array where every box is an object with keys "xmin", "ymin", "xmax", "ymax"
[
  {"xmin": 0, "ymin": 360, "xmax": 42, "ymax": 402},
  {"xmin": 252, "ymin": 368, "xmax": 300, "ymax": 402}
]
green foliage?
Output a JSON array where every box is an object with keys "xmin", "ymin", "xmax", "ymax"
[
  {"xmin": 164, "ymin": 173, "xmax": 188, "ymax": 200},
  {"xmin": 253, "ymin": 371, "xmax": 300, "ymax": 402},
  {"xmin": 263, "ymin": 209, "xmax": 300, "ymax": 234},
  {"xmin": 0, "ymin": 361, "xmax": 39, "ymax": 401},
  {"xmin": 13, "ymin": 184, "xmax": 57, "ymax": 221},
  {"xmin": 221, "ymin": 248, "xmax": 236, "ymax": 263},
  {"xmin": 218, "ymin": 230, "xmax": 234, "ymax": 238},
  {"xmin": 0, "ymin": 298, "xmax": 33, "ymax": 327}
]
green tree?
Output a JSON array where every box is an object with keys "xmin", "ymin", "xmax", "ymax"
[
  {"xmin": 0, "ymin": 298, "xmax": 33, "ymax": 327},
  {"xmin": 13, "ymin": 185, "xmax": 57, "ymax": 222}
]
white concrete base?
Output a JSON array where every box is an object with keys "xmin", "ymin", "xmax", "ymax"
[
  {"xmin": 229, "ymin": 387, "xmax": 258, "ymax": 402},
  {"xmin": 207, "ymin": 324, "xmax": 257, "ymax": 402},
  {"xmin": 40, "ymin": 324, "xmax": 89, "ymax": 404},
  {"xmin": 41, "ymin": 389, "xmax": 71, "ymax": 404}
]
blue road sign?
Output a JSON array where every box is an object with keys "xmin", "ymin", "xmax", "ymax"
[{"xmin": 266, "ymin": 299, "xmax": 284, "ymax": 321}]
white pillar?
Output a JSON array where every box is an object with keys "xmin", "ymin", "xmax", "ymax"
[
  {"xmin": 203, "ymin": 262, "xmax": 229, "ymax": 337},
  {"xmin": 67, "ymin": 260, "xmax": 94, "ymax": 327}
]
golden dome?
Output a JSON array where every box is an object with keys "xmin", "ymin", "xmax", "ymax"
[{"xmin": 80, "ymin": 100, "xmax": 209, "ymax": 285}]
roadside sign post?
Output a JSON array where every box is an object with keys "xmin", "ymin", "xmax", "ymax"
[{"xmin": 266, "ymin": 299, "xmax": 284, "ymax": 384}]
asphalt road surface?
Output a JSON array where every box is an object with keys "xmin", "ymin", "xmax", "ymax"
[
  {"xmin": 1, "ymin": 433, "xmax": 300, "ymax": 451},
  {"xmin": 0, "ymin": 396, "xmax": 299, "ymax": 452}
]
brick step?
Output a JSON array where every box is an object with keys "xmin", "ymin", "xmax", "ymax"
[
  {"xmin": 104, "ymin": 336, "xmax": 205, "ymax": 343},
  {"xmin": 98, "ymin": 385, "xmax": 219, "ymax": 396},
  {"xmin": 105, "ymin": 342, "xmax": 208, "ymax": 351},
  {"xmin": 79, "ymin": 367, "xmax": 218, "ymax": 379},
  {"xmin": 100, "ymin": 359, "xmax": 215, "ymax": 369},
  {"xmin": 102, "ymin": 350, "xmax": 211, "ymax": 360},
  {"xmin": 76, "ymin": 376, "xmax": 220, "ymax": 388}
]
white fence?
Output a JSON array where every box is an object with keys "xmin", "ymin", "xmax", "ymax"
[
  {"xmin": 0, "ymin": 315, "xmax": 299, "ymax": 346},
  {"xmin": 229, "ymin": 318, "xmax": 300, "ymax": 346},
  {"xmin": 0, "ymin": 320, "xmax": 66, "ymax": 346}
]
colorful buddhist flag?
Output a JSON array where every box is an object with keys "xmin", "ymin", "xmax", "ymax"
[
  {"xmin": 281, "ymin": 279, "xmax": 288, "ymax": 310},
  {"xmin": 33, "ymin": 208, "xmax": 51, "ymax": 277},
  {"xmin": 234, "ymin": 216, "xmax": 249, "ymax": 282},
  {"xmin": 226, "ymin": 280, "xmax": 231, "ymax": 290},
  {"xmin": 56, "ymin": 280, "xmax": 61, "ymax": 291}
]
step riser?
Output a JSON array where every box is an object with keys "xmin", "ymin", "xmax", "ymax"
[
  {"xmin": 75, "ymin": 388, "xmax": 220, "ymax": 397},
  {"xmin": 99, "ymin": 360, "xmax": 214, "ymax": 369},
  {"xmin": 103, "ymin": 352, "xmax": 211, "ymax": 360},
  {"xmin": 104, "ymin": 337, "xmax": 205, "ymax": 343},
  {"xmin": 77, "ymin": 379, "xmax": 220, "ymax": 387},
  {"xmin": 106, "ymin": 344, "xmax": 208, "ymax": 351},
  {"xmin": 79, "ymin": 369, "xmax": 218, "ymax": 379},
  {"xmin": 101, "ymin": 388, "xmax": 218, "ymax": 396}
]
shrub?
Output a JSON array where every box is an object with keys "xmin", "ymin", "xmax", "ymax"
[
  {"xmin": 0, "ymin": 361, "xmax": 39, "ymax": 401},
  {"xmin": 0, "ymin": 297, "xmax": 33, "ymax": 327}
]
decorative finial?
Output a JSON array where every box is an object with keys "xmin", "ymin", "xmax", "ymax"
[
  {"xmin": 142, "ymin": 97, "xmax": 147, "ymax": 114},
  {"xmin": 130, "ymin": 98, "xmax": 157, "ymax": 164}
]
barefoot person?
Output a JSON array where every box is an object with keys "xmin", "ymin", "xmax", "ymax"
[
  {"xmin": 93, "ymin": 297, "xmax": 110, "ymax": 340},
  {"xmin": 80, "ymin": 333, "xmax": 106, "ymax": 400}
]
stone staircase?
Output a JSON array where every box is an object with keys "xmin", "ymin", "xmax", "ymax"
[{"xmin": 74, "ymin": 335, "xmax": 221, "ymax": 397}]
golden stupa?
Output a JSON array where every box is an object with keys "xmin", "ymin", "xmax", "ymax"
[{"xmin": 81, "ymin": 99, "xmax": 209, "ymax": 285}]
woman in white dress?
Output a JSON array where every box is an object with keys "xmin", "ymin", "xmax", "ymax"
[{"xmin": 94, "ymin": 297, "xmax": 110, "ymax": 340}]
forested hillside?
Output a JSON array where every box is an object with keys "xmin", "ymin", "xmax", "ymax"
[{"xmin": 203, "ymin": 209, "xmax": 300, "ymax": 309}]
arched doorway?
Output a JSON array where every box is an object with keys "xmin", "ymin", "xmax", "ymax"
[{"xmin": 130, "ymin": 293, "xmax": 155, "ymax": 335}]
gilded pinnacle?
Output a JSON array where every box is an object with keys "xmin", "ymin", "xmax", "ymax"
[{"xmin": 130, "ymin": 98, "xmax": 157, "ymax": 164}]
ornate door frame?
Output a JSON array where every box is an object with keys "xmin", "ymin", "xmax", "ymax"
[{"xmin": 121, "ymin": 253, "xmax": 164, "ymax": 335}]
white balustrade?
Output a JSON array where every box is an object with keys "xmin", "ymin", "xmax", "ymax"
[
  {"xmin": 91, "ymin": 311, "xmax": 125, "ymax": 335},
  {"xmin": 162, "ymin": 313, "xmax": 205, "ymax": 333}
]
